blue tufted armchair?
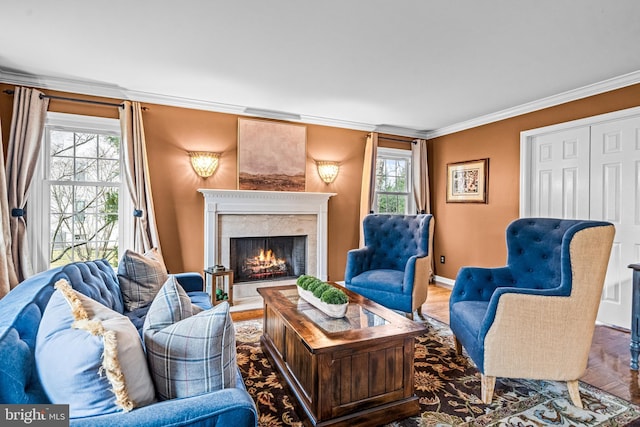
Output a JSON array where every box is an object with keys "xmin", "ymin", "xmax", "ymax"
[
  {"xmin": 449, "ymin": 218, "xmax": 614, "ymax": 408},
  {"xmin": 345, "ymin": 214, "xmax": 434, "ymax": 316}
]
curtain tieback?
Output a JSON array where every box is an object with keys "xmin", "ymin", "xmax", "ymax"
[
  {"xmin": 11, "ymin": 208, "xmax": 24, "ymax": 217},
  {"xmin": 133, "ymin": 209, "xmax": 143, "ymax": 217}
]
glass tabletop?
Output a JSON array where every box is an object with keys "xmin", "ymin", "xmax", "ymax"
[{"xmin": 279, "ymin": 288, "xmax": 389, "ymax": 333}]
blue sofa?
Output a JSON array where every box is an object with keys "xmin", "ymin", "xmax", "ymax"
[{"xmin": 0, "ymin": 259, "xmax": 258, "ymax": 427}]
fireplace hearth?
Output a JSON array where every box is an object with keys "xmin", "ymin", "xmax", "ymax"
[{"xmin": 230, "ymin": 235, "xmax": 306, "ymax": 283}]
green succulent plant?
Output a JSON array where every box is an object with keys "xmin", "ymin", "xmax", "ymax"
[
  {"xmin": 296, "ymin": 275, "xmax": 312, "ymax": 289},
  {"xmin": 296, "ymin": 274, "xmax": 348, "ymax": 305},
  {"xmin": 320, "ymin": 287, "xmax": 349, "ymax": 305},
  {"xmin": 312, "ymin": 283, "xmax": 330, "ymax": 298},
  {"xmin": 306, "ymin": 278, "xmax": 324, "ymax": 293}
]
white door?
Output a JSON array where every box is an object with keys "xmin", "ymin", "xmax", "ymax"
[
  {"xmin": 590, "ymin": 116, "xmax": 640, "ymax": 329},
  {"xmin": 531, "ymin": 127, "xmax": 590, "ymax": 219},
  {"xmin": 525, "ymin": 110, "xmax": 640, "ymax": 329}
]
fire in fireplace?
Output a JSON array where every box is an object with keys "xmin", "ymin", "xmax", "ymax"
[{"xmin": 230, "ymin": 235, "xmax": 306, "ymax": 283}]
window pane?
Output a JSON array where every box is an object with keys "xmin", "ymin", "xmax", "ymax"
[
  {"xmin": 50, "ymin": 131, "xmax": 74, "ymax": 157},
  {"xmin": 50, "ymin": 157, "xmax": 74, "ymax": 181},
  {"xmin": 99, "ymin": 135, "xmax": 120, "ymax": 159},
  {"xmin": 75, "ymin": 133, "xmax": 97, "ymax": 158},
  {"xmin": 75, "ymin": 157, "xmax": 98, "ymax": 181},
  {"xmin": 98, "ymin": 159, "xmax": 119, "ymax": 182}
]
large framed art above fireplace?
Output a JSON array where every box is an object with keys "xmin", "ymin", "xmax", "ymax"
[{"xmin": 198, "ymin": 189, "xmax": 335, "ymax": 308}]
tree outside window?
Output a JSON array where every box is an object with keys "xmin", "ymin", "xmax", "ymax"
[
  {"xmin": 374, "ymin": 148, "xmax": 413, "ymax": 214},
  {"xmin": 48, "ymin": 129, "xmax": 121, "ymax": 267}
]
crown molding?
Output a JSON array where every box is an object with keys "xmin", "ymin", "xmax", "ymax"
[
  {"xmin": 426, "ymin": 70, "xmax": 640, "ymax": 139},
  {"xmin": 0, "ymin": 68, "xmax": 426, "ymax": 136},
  {"xmin": 2, "ymin": 68, "xmax": 638, "ymax": 140}
]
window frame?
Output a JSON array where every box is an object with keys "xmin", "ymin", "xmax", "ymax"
[
  {"xmin": 373, "ymin": 147, "xmax": 415, "ymax": 215},
  {"xmin": 28, "ymin": 112, "xmax": 133, "ymax": 273}
]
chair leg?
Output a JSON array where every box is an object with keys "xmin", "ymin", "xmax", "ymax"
[
  {"xmin": 567, "ymin": 380, "xmax": 583, "ymax": 408},
  {"xmin": 405, "ymin": 312, "xmax": 413, "ymax": 319},
  {"xmin": 481, "ymin": 375, "xmax": 496, "ymax": 405},
  {"xmin": 453, "ymin": 336, "xmax": 462, "ymax": 355}
]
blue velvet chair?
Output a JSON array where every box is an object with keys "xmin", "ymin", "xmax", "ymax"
[
  {"xmin": 345, "ymin": 214, "xmax": 434, "ymax": 316},
  {"xmin": 449, "ymin": 218, "xmax": 615, "ymax": 408}
]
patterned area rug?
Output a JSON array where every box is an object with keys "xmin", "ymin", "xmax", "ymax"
[{"xmin": 235, "ymin": 317, "xmax": 640, "ymax": 427}]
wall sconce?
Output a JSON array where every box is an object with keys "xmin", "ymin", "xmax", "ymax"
[
  {"xmin": 315, "ymin": 160, "xmax": 340, "ymax": 184},
  {"xmin": 189, "ymin": 152, "xmax": 220, "ymax": 178}
]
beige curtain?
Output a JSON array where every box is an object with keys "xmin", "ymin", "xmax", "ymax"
[
  {"xmin": 0, "ymin": 114, "xmax": 16, "ymax": 298},
  {"xmin": 120, "ymin": 101, "xmax": 161, "ymax": 254},
  {"xmin": 411, "ymin": 139, "xmax": 430, "ymax": 214},
  {"xmin": 412, "ymin": 138, "xmax": 434, "ymax": 281},
  {"xmin": 359, "ymin": 132, "xmax": 378, "ymax": 246},
  {"xmin": 6, "ymin": 87, "xmax": 49, "ymax": 284}
]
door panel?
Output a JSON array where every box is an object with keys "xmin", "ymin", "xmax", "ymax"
[
  {"xmin": 531, "ymin": 128, "xmax": 590, "ymax": 219},
  {"xmin": 528, "ymin": 114, "xmax": 640, "ymax": 329},
  {"xmin": 591, "ymin": 116, "xmax": 640, "ymax": 329}
]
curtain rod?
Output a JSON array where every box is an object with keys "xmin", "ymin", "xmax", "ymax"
[
  {"xmin": 376, "ymin": 134, "xmax": 417, "ymax": 144},
  {"xmin": 3, "ymin": 89, "xmax": 124, "ymax": 108}
]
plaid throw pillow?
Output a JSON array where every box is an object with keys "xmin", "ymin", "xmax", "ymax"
[
  {"xmin": 143, "ymin": 277, "xmax": 237, "ymax": 400},
  {"xmin": 118, "ymin": 248, "xmax": 168, "ymax": 312}
]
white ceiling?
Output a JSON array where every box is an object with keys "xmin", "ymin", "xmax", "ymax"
[{"xmin": 1, "ymin": 1, "xmax": 640, "ymax": 137}]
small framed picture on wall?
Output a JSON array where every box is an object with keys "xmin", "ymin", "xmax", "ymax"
[{"xmin": 446, "ymin": 158, "xmax": 488, "ymax": 203}]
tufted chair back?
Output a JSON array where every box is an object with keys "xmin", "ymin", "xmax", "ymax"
[
  {"xmin": 363, "ymin": 214, "xmax": 430, "ymax": 271},
  {"xmin": 505, "ymin": 218, "xmax": 581, "ymax": 292}
]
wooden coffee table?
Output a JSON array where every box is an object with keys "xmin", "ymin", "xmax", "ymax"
[{"xmin": 257, "ymin": 284, "xmax": 427, "ymax": 427}]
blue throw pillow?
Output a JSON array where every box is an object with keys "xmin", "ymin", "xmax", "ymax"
[
  {"xmin": 36, "ymin": 280, "xmax": 156, "ymax": 418},
  {"xmin": 143, "ymin": 276, "xmax": 236, "ymax": 400}
]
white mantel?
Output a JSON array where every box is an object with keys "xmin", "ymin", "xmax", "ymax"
[{"xmin": 198, "ymin": 189, "xmax": 336, "ymax": 280}]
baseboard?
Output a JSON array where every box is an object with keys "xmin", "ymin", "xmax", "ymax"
[{"xmin": 434, "ymin": 275, "xmax": 454, "ymax": 289}]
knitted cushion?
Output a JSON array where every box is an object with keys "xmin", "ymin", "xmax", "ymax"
[{"xmin": 143, "ymin": 277, "xmax": 236, "ymax": 400}]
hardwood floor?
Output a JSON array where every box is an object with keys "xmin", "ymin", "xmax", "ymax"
[{"xmin": 232, "ymin": 284, "xmax": 640, "ymax": 405}]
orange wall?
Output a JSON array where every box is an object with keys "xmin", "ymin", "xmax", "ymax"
[
  {"xmin": 140, "ymin": 103, "xmax": 367, "ymax": 278},
  {"xmin": 2, "ymin": 82, "xmax": 640, "ymax": 283},
  {"xmin": 429, "ymin": 82, "xmax": 640, "ymax": 280},
  {"xmin": 0, "ymin": 84, "xmax": 367, "ymax": 280}
]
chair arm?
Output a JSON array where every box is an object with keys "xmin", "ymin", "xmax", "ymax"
[
  {"xmin": 174, "ymin": 272, "xmax": 204, "ymax": 293},
  {"xmin": 70, "ymin": 387, "xmax": 258, "ymax": 427},
  {"xmin": 479, "ymin": 285, "xmax": 568, "ymax": 340},
  {"xmin": 344, "ymin": 247, "xmax": 374, "ymax": 283},
  {"xmin": 405, "ymin": 254, "xmax": 432, "ymax": 312},
  {"xmin": 449, "ymin": 266, "xmax": 514, "ymax": 306},
  {"xmin": 402, "ymin": 254, "xmax": 429, "ymax": 293},
  {"xmin": 480, "ymin": 289, "xmax": 593, "ymax": 380}
]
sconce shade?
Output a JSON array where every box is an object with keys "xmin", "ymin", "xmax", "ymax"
[
  {"xmin": 189, "ymin": 152, "xmax": 220, "ymax": 178},
  {"xmin": 316, "ymin": 160, "xmax": 340, "ymax": 184}
]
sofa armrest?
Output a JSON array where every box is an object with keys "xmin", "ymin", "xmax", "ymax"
[
  {"xmin": 70, "ymin": 387, "xmax": 258, "ymax": 427},
  {"xmin": 344, "ymin": 247, "xmax": 373, "ymax": 283},
  {"xmin": 174, "ymin": 272, "xmax": 204, "ymax": 293}
]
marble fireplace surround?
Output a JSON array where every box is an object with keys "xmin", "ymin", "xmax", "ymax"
[{"xmin": 199, "ymin": 190, "xmax": 336, "ymax": 286}]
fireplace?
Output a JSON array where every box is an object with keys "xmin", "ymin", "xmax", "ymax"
[
  {"xmin": 230, "ymin": 235, "xmax": 307, "ymax": 283},
  {"xmin": 199, "ymin": 190, "xmax": 335, "ymax": 282}
]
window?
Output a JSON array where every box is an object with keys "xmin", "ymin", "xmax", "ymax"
[
  {"xmin": 374, "ymin": 147, "xmax": 414, "ymax": 214},
  {"xmin": 29, "ymin": 113, "xmax": 132, "ymax": 272}
]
